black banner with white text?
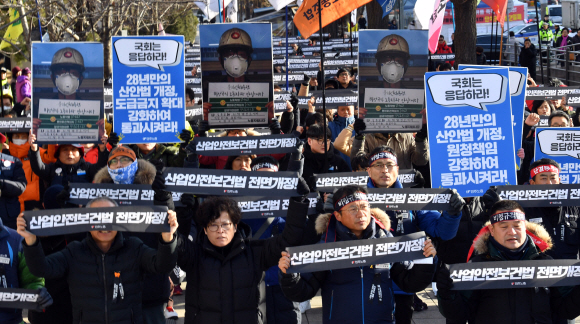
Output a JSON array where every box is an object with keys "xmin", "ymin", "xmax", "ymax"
[
  {"xmin": 497, "ymin": 184, "xmax": 580, "ymax": 207},
  {"xmin": 68, "ymin": 183, "xmax": 185, "ymax": 207},
  {"xmin": 286, "ymin": 232, "xmax": 430, "ymax": 273},
  {"xmin": 0, "ymin": 288, "xmax": 42, "ymax": 309},
  {"xmin": 22, "ymin": 206, "xmax": 170, "ymax": 236},
  {"xmin": 234, "ymin": 193, "xmax": 319, "ymax": 218},
  {"xmin": 163, "ymin": 168, "xmax": 299, "ymax": 196},
  {"xmin": 449, "ymin": 260, "xmax": 580, "ymax": 290},
  {"xmin": 193, "ymin": 134, "xmax": 298, "ymax": 156},
  {"xmin": 314, "ymin": 170, "xmax": 417, "ymax": 192},
  {"xmin": 526, "ymin": 87, "xmax": 580, "ymax": 100},
  {"xmin": 367, "ymin": 188, "xmax": 452, "ymax": 211}
]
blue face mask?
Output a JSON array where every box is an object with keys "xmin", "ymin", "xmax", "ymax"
[
  {"xmin": 335, "ymin": 115, "xmax": 355, "ymax": 128},
  {"xmin": 107, "ymin": 159, "xmax": 138, "ymax": 184}
]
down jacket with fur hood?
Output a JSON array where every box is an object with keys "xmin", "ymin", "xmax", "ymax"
[
  {"xmin": 279, "ymin": 208, "xmax": 436, "ymax": 324},
  {"xmin": 438, "ymin": 220, "xmax": 580, "ymax": 324}
]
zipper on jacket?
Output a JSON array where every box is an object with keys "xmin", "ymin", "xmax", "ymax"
[
  {"xmin": 102, "ymin": 254, "xmax": 108, "ymax": 324},
  {"xmin": 360, "ymin": 267, "xmax": 365, "ymax": 324},
  {"xmin": 329, "ymin": 290, "xmax": 333, "ymax": 320}
]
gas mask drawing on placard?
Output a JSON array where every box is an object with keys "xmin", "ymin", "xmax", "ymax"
[
  {"xmin": 380, "ymin": 61, "xmax": 405, "ymax": 84},
  {"xmin": 223, "ymin": 55, "xmax": 248, "ymax": 78},
  {"xmin": 55, "ymin": 73, "xmax": 80, "ymax": 96}
]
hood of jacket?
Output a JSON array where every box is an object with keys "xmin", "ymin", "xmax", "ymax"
[
  {"xmin": 472, "ymin": 220, "xmax": 553, "ymax": 255},
  {"xmin": 93, "ymin": 159, "xmax": 157, "ymax": 185},
  {"xmin": 315, "ymin": 207, "xmax": 391, "ymax": 235}
]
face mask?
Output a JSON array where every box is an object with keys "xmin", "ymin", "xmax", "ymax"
[
  {"xmin": 107, "ymin": 159, "xmax": 138, "ymax": 184},
  {"xmin": 380, "ymin": 61, "xmax": 405, "ymax": 84},
  {"xmin": 223, "ymin": 55, "xmax": 248, "ymax": 78},
  {"xmin": 11, "ymin": 139, "xmax": 27, "ymax": 145},
  {"xmin": 3, "ymin": 106, "xmax": 10, "ymax": 112},
  {"xmin": 55, "ymin": 72, "xmax": 80, "ymax": 96}
]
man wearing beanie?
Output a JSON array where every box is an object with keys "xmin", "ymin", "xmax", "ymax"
[{"xmin": 437, "ymin": 200, "xmax": 580, "ymax": 324}]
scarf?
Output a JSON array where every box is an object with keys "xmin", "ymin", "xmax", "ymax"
[
  {"xmin": 107, "ymin": 159, "xmax": 138, "ymax": 184},
  {"xmin": 489, "ymin": 235, "xmax": 530, "ymax": 260}
]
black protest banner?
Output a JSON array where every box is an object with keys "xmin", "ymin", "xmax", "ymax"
[
  {"xmin": 430, "ymin": 54, "xmax": 456, "ymax": 60},
  {"xmin": 367, "ymin": 188, "xmax": 452, "ymax": 211},
  {"xmin": 163, "ymin": 167, "xmax": 300, "ymax": 197},
  {"xmin": 185, "ymin": 104, "xmax": 203, "ymax": 121},
  {"xmin": 234, "ymin": 193, "xmax": 319, "ymax": 219},
  {"xmin": 274, "ymin": 91, "xmax": 292, "ymax": 113},
  {"xmin": 567, "ymin": 93, "xmax": 580, "ymax": 107},
  {"xmin": 193, "ymin": 134, "xmax": 298, "ymax": 156},
  {"xmin": 273, "ymin": 73, "xmax": 306, "ymax": 85},
  {"xmin": 497, "ymin": 184, "xmax": 580, "ymax": 207},
  {"xmin": 538, "ymin": 115, "xmax": 549, "ymax": 127},
  {"xmin": 0, "ymin": 288, "xmax": 42, "ymax": 309},
  {"xmin": 23, "ymin": 206, "xmax": 170, "ymax": 236},
  {"xmin": 298, "ymin": 90, "xmax": 358, "ymax": 109},
  {"xmin": 0, "ymin": 118, "xmax": 32, "ymax": 133},
  {"xmin": 525, "ymin": 87, "xmax": 580, "ymax": 100},
  {"xmin": 104, "ymin": 86, "xmax": 113, "ymax": 115},
  {"xmin": 315, "ymin": 170, "xmax": 417, "ymax": 192},
  {"xmin": 449, "ymin": 259, "xmax": 580, "ymax": 290},
  {"xmin": 68, "ymin": 183, "xmax": 185, "ymax": 207},
  {"xmin": 286, "ymin": 232, "xmax": 429, "ymax": 273}
]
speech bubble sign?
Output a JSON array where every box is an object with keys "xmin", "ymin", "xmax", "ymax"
[
  {"xmin": 426, "ymin": 73, "xmax": 508, "ymax": 111},
  {"xmin": 537, "ymin": 129, "xmax": 580, "ymax": 160},
  {"xmin": 457, "ymin": 66, "xmax": 523, "ymax": 96},
  {"xmin": 113, "ymin": 38, "xmax": 183, "ymax": 71}
]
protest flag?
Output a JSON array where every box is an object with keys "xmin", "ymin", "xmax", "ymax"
[
  {"xmin": 0, "ymin": 1, "xmax": 24, "ymax": 50},
  {"xmin": 482, "ymin": 0, "xmax": 508, "ymax": 26},
  {"xmin": 293, "ymin": 0, "xmax": 372, "ymax": 39},
  {"xmin": 428, "ymin": 0, "xmax": 448, "ymax": 54}
]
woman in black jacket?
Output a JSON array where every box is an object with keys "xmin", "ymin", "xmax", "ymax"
[{"xmin": 176, "ymin": 189, "xmax": 310, "ymax": 324}]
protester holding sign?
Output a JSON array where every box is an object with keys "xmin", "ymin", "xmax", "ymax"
[
  {"xmin": 437, "ymin": 200, "xmax": 580, "ymax": 324},
  {"xmin": 0, "ymin": 215, "xmax": 52, "ymax": 324},
  {"xmin": 17, "ymin": 197, "xmax": 179, "ymax": 324},
  {"xmin": 365, "ymin": 145, "xmax": 463, "ymax": 324},
  {"xmin": 302, "ymin": 125, "xmax": 351, "ymax": 181},
  {"xmin": 174, "ymin": 178, "xmax": 310, "ymax": 323},
  {"xmin": 0, "ymin": 132, "xmax": 27, "ymax": 229},
  {"xmin": 278, "ymin": 185, "xmax": 437, "ymax": 324}
]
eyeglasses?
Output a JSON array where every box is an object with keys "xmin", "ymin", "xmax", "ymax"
[
  {"xmin": 207, "ymin": 222, "xmax": 234, "ymax": 232},
  {"xmin": 371, "ymin": 163, "xmax": 397, "ymax": 170},
  {"xmin": 313, "ymin": 138, "xmax": 331, "ymax": 145},
  {"xmin": 109, "ymin": 156, "xmax": 134, "ymax": 167},
  {"xmin": 338, "ymin": 73, "xmax": 350, "ymax": 77},
  {"xmin": 341, "ymin": 203, "xmax": 370, "ymax": 216}
]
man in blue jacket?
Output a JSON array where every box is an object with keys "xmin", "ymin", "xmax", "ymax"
[
  {"xmin": 366, "ymin": 145, "xmax": 464, "ymax": 324},
  {"xmin": 0, "ymin": 132, "xmax": 27, "ymax": 229},
  {"xmin": 278, "ymin": 185, "xmax": 437, "ymax": 324}
]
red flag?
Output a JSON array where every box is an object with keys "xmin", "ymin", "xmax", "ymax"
[
  {"xmin": 294, "ymin": 0, "xmax": 372, "ymax": 39},
  {"xmin": 482, "ymin": 0, "xmax": 508, "ymax": 26}
]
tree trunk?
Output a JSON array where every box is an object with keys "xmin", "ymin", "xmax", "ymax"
[
  {"xmin": 366, "ymin": 0, "xmax": 390, "ymax": 29},
  {"xmin": 103, "ymin": 5, "xmax": 112, "ymax": 80},
  {"xmin": 452, "ymin": 0, "xmax": 477, "ymax": 67}
]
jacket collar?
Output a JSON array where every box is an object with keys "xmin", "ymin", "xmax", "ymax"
[{"xmin": 201, "ymin": 222, "xmax": 251, "ymax": 262}]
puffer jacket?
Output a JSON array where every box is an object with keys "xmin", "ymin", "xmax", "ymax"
[
  {"xmin": 524, "ymin": 205, "xmax": 580, "ymax": 260},
  {"xmin": 93, "ymin": 159, "xmax": 171, "ymax": 307},
  {"xmin": 279, "ymin": 209, "xmax": 435, "ymax": 324},
  {"xmin": 0, "ymin": 218, "xmax": 44, "ymax": 324},
  {"xmin": 0, "ymin": 153, "xmax": 27, "ymax": 229},
  {"xmin": 351, "ymin": 132, "xmax": 429, "ymax": 169},
  {"xmin": 328, "ymin": 116, "xmax": 355, "ymax": 166},
  {"xmin": 15, "ymin": 75, "xmax": 31, "ymax": 103},
  {"xmin": 9, "ymin": 142, "xmax": 56, "ymax": 212},
  {"xmin": 302, "ymin": 143, "xmax": 351, "ymax": 181},
  {"xmin": 23, "ymin": 232, "xmax": 178, "ymax": 324},
  {"xmin": 29, "ymin": 147, "xmax": 108, "ymax": 186},
  {"xmin": 438, "ymin": 221, "xmax": 580, "ymax": 324},
  {"xmin": 176, "ymin": 198, "xmax": 309, "ymax": 324}
]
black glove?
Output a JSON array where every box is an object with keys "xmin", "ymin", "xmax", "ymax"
[
  {"xmin": 33, "ymin": 287, "xmax": 53, "ymax": 311},
  {"xmin": 179, "ymin": 129, "xmax": 193, "ymax": 148},
  {"xmin": 152, "ymin": 168, "xmax": 174, "ymax": 210},
  {"xmin": 269, "ymin": 118, "xmax": 282, "ymax": 135},
  {"xmin": 323, "ymin": 193, "xmax": 334, "ymax": 213},
  {"xmin": 180, "ymin": 193, "xmax": 197, "ymax": 208},
  {"xmin": 307, "ymin": 175, "xmax": 318, "ymax": 192},
  {"xmin": 436, "ymin": 265, "xmax": 455, "ymax": 299},
  {"xmin": 353, "ymin": 118, "xmax": 366, "ymax": 137},
  {"xmin": 482, "ymin": 186, "xmax": 501, "ymax": 211},
  {"xmin": 315, "ymin": 193, "xmax": 325, "ymax": 214},
  {"xmin": 152, "ymin": 170, "xmax": 167, "ymax": 192},
  {"xmin": 415, "ymin": 124, "xmax": 428, "ymax": 142},
  {"xmin": 301, "ymin": 73, "xmax": 312, "ymax": 87},
  {"xmin": 447, "ymin": 189, "xmax": 465, "ymax": 216},
  {"xmin": 411, "ymin": 170, "xmax": 425, "ymax": 188},
  {"xmin": 294, "ymin": 176, "xmax": 310, "ymax": 202},
  {"xmin": 290, "ymin": 139, "xmax": 304, "ymax": 161},
  {"xmin": 56, "ymin": 182, "xmax": 71, "ymax": 208},
  {"xmin": 108, "ymin": 132, "xmax": 120, "ymax": 148},
  {"xmin": 198, "ymin": 120, "xmax": 209, "ymax": 137},
  {"xmin": 149, "ymin": 158, "xmax": 165, "ymax": 173}
]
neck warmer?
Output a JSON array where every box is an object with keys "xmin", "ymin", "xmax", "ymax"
[
  {"xmin": 107, "ymin": 158, "xmax": 138, "ymax": 184},
  {"xmin": 489, "ymin": 235, "xmax": 530, "ymax": 260}
]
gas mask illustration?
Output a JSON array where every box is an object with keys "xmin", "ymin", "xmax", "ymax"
[
  {"xmin": 223, "ymin": 55, "xmax": 248, "ymax": 78},
  {"xmin": 55, "ymin": 72, "xmax": 80, "ymax": 96},
  {"xmin": 380, "ymin": 61, "xmax": 405, "ymax": 84}
]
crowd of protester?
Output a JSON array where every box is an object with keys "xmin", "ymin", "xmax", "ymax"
[{"xmin": 1, "ymin": 45, "xmax": 580, "ymax": 324}]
